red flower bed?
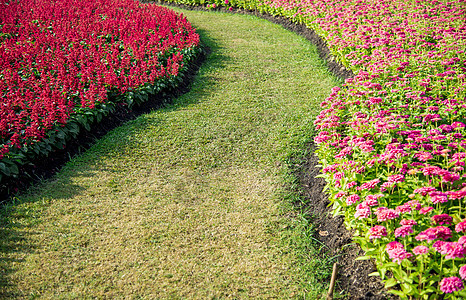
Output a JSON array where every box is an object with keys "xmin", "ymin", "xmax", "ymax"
[{"xmin": 0, "ymin": 0, "xmax": 200, "ymax": 180}]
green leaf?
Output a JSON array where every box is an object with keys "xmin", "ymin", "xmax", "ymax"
[
  {"xmin": 32, "ymin": 144, "xmax": 40, "ymax": 155},
  {"xmin": 388, "ymin": 289, "xmax": 407, "ymax": 297},
  {"xmin": 332, "ymin": 205, "xmax": 342, "ymax": 217},
  {"xmin": 355, "ymin": 255, "xmax": 371, "ymax": 261},
  {"xmin": 69, "ymin": 122, "xmax": 80, "ymax": 135},
  {"xmin": 57, "ymin": 129, "xmax": 66, "ymax": 140},
  {"xmin": 401, "ymin": 283, "xmax": 414, "ymax": 294},
  {"xmin": 379, "ymin": 267, "xmax": 388, "ymax": 279},
  {"xmin": 368, "ymin": 271, "xmax": 380, "ymax": 277},
  {"xmin": 384, "ymin": 278, "xmax": 398, "ymax": 288},
  {"xmin": 83, "ymin": 120, "xmax": 91, "ymax": 131},
  {"xmin": 9, "ymin": 163, "xmax": 19, "ymax": 175},
  {"xmin": 365, "ymin": 248, "xmax": 378, "ymax": 256}
]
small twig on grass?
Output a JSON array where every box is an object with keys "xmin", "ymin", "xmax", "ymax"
[{"xmin": 326, "ymin": 262, "xmax": 338, "ymax": 300}]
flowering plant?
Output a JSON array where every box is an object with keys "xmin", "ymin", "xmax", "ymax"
[
  {"xmin": 305, "ymin": 0, "xmax": 465, "ymax": 297},
  {"xmin": 163, "ymin": 0, "xmax": 466, "ymax": 297},
  {"xmin": 7, "ymin": 0, "xmax": 465, "ymax": 296},
  {"xmin": 0, "ymin": 0, "xmax": 200, "ymax": 184},
  {"xmin": 309, "ymin": 0, "xmax": 466, "ymax": 297}
]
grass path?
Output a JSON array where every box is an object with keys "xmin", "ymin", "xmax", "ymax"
[{"xmin": 0, "ymin": 8, "xmax": 339, "ymax": 298}]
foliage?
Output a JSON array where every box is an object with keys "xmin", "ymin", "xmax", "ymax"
[
  {"xmin": 0, "ymin": 0, "xmax": 200, "ymax": 184},
  {"xmin": 162, "ymin": 0, "xmax": 466, "ymax": 297},
  {"xmin": 3, "ymin": 0, "xmax": 466, "ymax": 296}
]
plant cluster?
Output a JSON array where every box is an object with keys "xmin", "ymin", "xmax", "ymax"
[
  {"xmin": 0, "ymin": 0, "xmax": 200, "ymax": 184},
  {"xmin": 163, "ymin": 0, "xmax": 466, "ymax": 297},
  {"xmin": 308, "ymin": 1, "xmax": 466, "ymax": 298},
  {"xmin": 3, "ymin": 0, "xmax": 466, "ymax": 296}
]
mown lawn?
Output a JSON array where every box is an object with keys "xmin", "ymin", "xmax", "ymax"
[{"xmin": 0, "ymin": 7, "xmax": 340, "ymax": 298}]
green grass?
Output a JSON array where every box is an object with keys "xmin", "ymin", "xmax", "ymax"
[{"xmin": 0, "ymin": 8, "xmax": 341, "ymax": 298}]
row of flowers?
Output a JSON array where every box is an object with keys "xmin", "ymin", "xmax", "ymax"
[
  {"xmin": 161, "ymin": 0, "xmax": 466, "ymax": 298},
  {"xmin": 0, "ymin": 0, "xmax": 200, "ymax": 185}
]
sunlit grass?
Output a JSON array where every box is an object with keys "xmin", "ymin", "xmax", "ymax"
[{"xmin": 0, "ymin": 8, "xmax": 340, "ymax": 298}]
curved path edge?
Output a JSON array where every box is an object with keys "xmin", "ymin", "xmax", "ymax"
[{"xmin": 158, "ymin": 2, "xmax": 395, "ymax": 299}]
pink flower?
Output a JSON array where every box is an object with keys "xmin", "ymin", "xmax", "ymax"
[
  {"xmin": 433, "ymin": 241, "xmax": 466, "ymax": 259},
  {"xmin": 380, "ymin": 181, "xmax": 394, "ymax": 191},
  {"xmin": 432, "ymin": 214, "xmax": 453, "ymax": 226},
  {"xmin": 447, "ymin": 189, "xmax": 466, "ymax": 200},
  {"xmin": 365, "ymin": 194, "xmax": 384, "ymax": 203},
  {"xmin": 460, "ymin": 265, "xmax": 466, "ymax": 280},
  {"xmin": 419, "ymin": 206, "xmax": 434, "ymax": 215},
  {"xmin": 413, "ymin": 186, "xmax": 436, "ymax": 196},
  {"xmin": 422, "ymin": 165, "xmax": 441, "ymax": 176},
  {"xmin": 415, "ymin": 226, "xmax": 452, "ymax": 241},
  {"xmin": 394, "ymin": 225, "xmax": 413, "ymax": 238},
  {"xmin": 386, "ymin": 241, "xmax": 412, "ymax": 264},
  {"xmin": 440, "ymin": 277, "xmax": 464, "ymax": 293},
  {"xmin": 364, "ymin": 199, "xmax": 379, "ymax": 207},
  {"xmin": 335, "ymin": 191, "xmax": 347, "ymax": 198},
  {"xmin": 415, "ymin": 151, "xmax": 433, "ymax": 161},
  {"xmin": 412, "ymin": 245, "xmax": 429, "ymax": 255},
  {"xmin": 459, "ymin": 236, "xmax": 466, "ymax": 245},
  {"xmin": 357, "ymin": 178, "xmax": 380, "ymax": 190},
  {"xmin": 346, "ymin": 194, "xmax": 360, "ymax": 206},
  {"xmin": 429, "ymin": 191, "xmax": 449, "ymax": 204},
  {"xmin": 346, "ymin": 181, "xmax": 357, "ymax": 189},
  {"xmin": 334, "ymin": 172, "xmax": 344, "ymax": 180},
  {"xmin": 433, "ymin": 240, "xmax": 446, "ymax": 252},
  {"xmin": 395, "ymin": 204, "xmax": 412, "ymax": 214},
  {"xmin": 369, "ymin": 225, "xmax": 387, "ymax": 239},
  {"xmin": 456, "ymin": 221, "xmax": 466, "ymax": 233},
  {"xmin": 400, "ymin": 219, "xmax": 417, "ymax": 226},
  {"xmin": 322, "ymin": 164, "xmax": 339, "ymax": 173},
  {"xmin": 355, "ymin": 207, "xmax": 371, "ymax": 219},
  {"xmin": 440, "ymin": 124, "xmax": 453, "ymax": 133},
  {"xmin": 335, "ymin": 147, "xmax": 353, "ymax": 159},
  {"xmin": 375, "ymin": 207, "xmax": 400, "ymax": 222},
  {"xmin": 386, "ymin": 241, "xmax": 403, "ymax": 252},
  {"xmin": 405, "ymin": 200, "xmax": 421, "ymax": 210},
  {"xmin": 440, "ymin": 171, "xmax": 460, "ymax": 183},
  {"xmin": 452, "ymin": 122, "xmax": 466, "ymax": 129}
]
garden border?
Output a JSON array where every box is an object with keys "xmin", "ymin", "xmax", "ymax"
[
  {"xmin": 154, "ymin": 2, "xmax": 397, "ymax": 298},
  {"xmin": 0, "ymin": 44, "xmax": 209, "ymax": 203}
]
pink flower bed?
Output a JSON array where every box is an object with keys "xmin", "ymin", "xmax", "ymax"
[
  {"xmin": 164, "ymin": 0, "xmax": 466, "ymax": 296},
  {"xmin": 297, "ymin": 0, "xmax": 466, "ymax": 297},
  {"xmin": 0, "ymin": 0, "xmax": 200, "ymax": 181},
  {"xmin": 5, "ymin": 0, "xmax": 465, "ymax": 295}
]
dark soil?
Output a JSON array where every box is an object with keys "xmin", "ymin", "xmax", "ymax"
[
  {"xmin": 2, "ymin": 2, "xmax": 396, "ymax": 299},
  {"xmin": 295, "ymin": 148, "xmax": 396, "ymax": 299},
  {"xmin": 244, "ymin": 8, "xmax": 396, "ymax": 300},
  {"xmin": 247, "ymin": 9, "xmax": 396, "ymax": 299},
  {"xmin": 156, "ymin": 3, "xmax": 394, "ymax": 298}
]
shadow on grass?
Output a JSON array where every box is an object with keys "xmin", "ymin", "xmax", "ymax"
[{"xmin": 0, "ymin": 22, "xmax": 230, "ymax": 295}]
